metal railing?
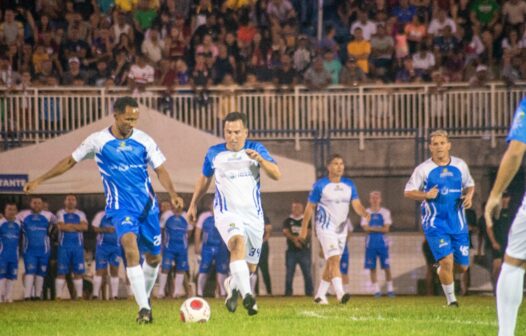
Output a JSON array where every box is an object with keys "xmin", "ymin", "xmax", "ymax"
[{"xmin": 0, "ymin": 82, "xmax": 525, "ymax": 149}]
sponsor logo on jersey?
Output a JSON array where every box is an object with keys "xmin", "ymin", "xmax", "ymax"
[
  {"xmin": 117, "ymin": 141, "xmax": 134, "ymax": 152},
  {"xmin": 439, "ymin": 239, "xmax": 448, "ymax": 248},
  {"xmin": 334, "ymin": 185, "xmax": 344, "ymax": 192},
  {"xmin": 512, "ymin": 110, "xmax": 525, "ymax": 130},
  {"xmin": 440, "ymin": 168, "xmax": 454, "ymax": 178},
  {"xmin": 121, "ymin": 217, "xmax": 133, "ymax": 226}
]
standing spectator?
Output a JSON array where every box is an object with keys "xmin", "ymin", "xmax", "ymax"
[
  {"xmin": 196, "ymin": 34, "xmax": 219, "ymax": 62},
  {"xmin": 427, "ymin": 10, "xmax": 457, "ymax": 37},
  {"xmin": 346, "ymin": 27, "xmax": 371, "ymax": 74},
  {"xmin": 190, "ymin": 53, "xmax": 212, "ymax": 105},
  {"xmin": 111, "ymin": 12, "xmax": 135, "ymax": 46},
  {"xmin": 273, "ymin": 53, "xmax": 297, "ymax": 87},
  {"xmin": 133, "ymin": 0, "xmax": 158, "ymax": 46},
  {"xmin": 370, "ymin": 24, "xmax": 394, "ymax": 80},
  {"xmin": 412, "ymin": 44, "xmax": 435, "ymax": 81},
  {"xmin": 470, "ymin": 0, "xmax": 500, "ymax": 28},
  {"xmin": 304, "ymin": 56, "xmax": 331, "ymax": 90},
  {"xmin": 283, "ymin": 201, "xmax": 313, "ymax": 296},
  {"xmin": 339, "ymin": 56, "xmax": 367, "ymax": 86},
  {"xmin": 164, "ymin": 26, "xmax": 186, "ymax": 60},
  {"xmin": 267, "ymin": 0, "xmax": 296, "ymax": 27},
  {"xmin": 127, "ymin": 53, "xmax": 155, "ymax": 92},
  {"xmin": 292, "ymin": 35, "xmax": 312, "ymax": 75},
  {"xmin": 0, "ymin": 9, "xmax": 24, "ymax": 45},
  {"xmin": 318, "ymin": 25, "xmax": 340, "ymax": 56},
  {"xmin": 405, "ymin": 15, "xmax": 427, "ymax": 55},
  {"xmin": 322, "ymin": 49, "xmax": 342, "ymax": 84},
  {"xmin": 62, "ymin": 57, "xmax": 88, "ymax": 85},
  {"xmin": 350, "ymin": 10, "xmax": 377, "ymax": 41},
  {"xmin": 502, "ymin": 0, "xmax": 526, "ymax": 31},
  {"xmin": 0, "ymin": 203, "xmax": 21, "ymax": 303},
  {"xmin": 110, "ymin": 50, "xmax": 131, "ymax": 86},
  {"xmin": 89, "ymin": 57, "xmax": 112, "ymax": 86},
  {"xmin": 391, "ymin": 0, "xmax": 417, "ymax": 26},
  {"xmin": 141, "ymin": 28, "xmax": 164, "ymax": 64},
  {"xmin": 395, "ymin": 57, "xmax": 419, "ymax": 83},
  {"xmin": 212, "ymin": 44, "xmax": 235, "ymax": 84}
]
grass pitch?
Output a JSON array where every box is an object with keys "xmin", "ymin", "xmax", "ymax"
[{"xmin": 0, "ymin": 296, "xmax": 523, "ymax": 336}]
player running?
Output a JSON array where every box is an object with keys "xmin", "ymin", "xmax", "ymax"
[
  {"xmin": 0, "ymin": 203, "xmax": 21, "ymax": 303},
  {"xmin": 404, "ymin": 130, "xmax": 475, "ymax": 307},
  {"xmin": 24, "ymin": 97, "xmax": 183, "ymax": 323},
  {"xmin": 299, "ymin": 154, "xmax": 370, "ymax": 304},
  {"xmin": 187, "ymin": 112, "xmax": 281, "ymax": 316}
]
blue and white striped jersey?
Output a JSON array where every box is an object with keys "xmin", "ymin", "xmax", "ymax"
[
  {"xmin": 160, "ymin": 210, "xmax": 188, "ymax": 250},
  {"xmin": 507, "ymin": 97, "xmax": 526, "ymax": 206},
  {"xmin": 360, "ymin": 208, "xmax": 392, "ymax": 248},
  {"xmin": 56, "ymin": 209, "xmax": 87, "ymax": 248},
  {"xmin": 0, "ymin": 218, "xmax": 21, "ymax": 260},
  {"xmin": 18, "ymin": 210, "xmax": 55, "ymax": 255},
  {"xmin": 92, "ymin": 211, "xmax": 118, "ymax": 247}
]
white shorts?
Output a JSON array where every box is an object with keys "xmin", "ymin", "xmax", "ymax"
[
  {"xmin": 215, "ymin": 212, "xmax": 264, "ymax": 264},
  {"xmin": 506, "ymin": 206, "xmax": 526, "ymax": 260},
  {"xmin": 316, "ymin": 228, "xmax": 348, "ymax": 260}
]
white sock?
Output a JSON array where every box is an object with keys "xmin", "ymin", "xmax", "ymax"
[
  {"xmin": 24, "ymin": 275, "xmax": 35, "ymax": 298},
  {"xmin": 55, "ymin": 278, "xmax": 65, "ymax": 299},
  {"xmin": 250, "ymin": 272, "xmax": 257, "ymax": 295},
  {"xmin": 441, "ymin": 282, "xmax": 456, "ymax": 304},
  {"xmin": 331, "ymin": 277, "xmax": 345, "ymax": 300},
  {"xmin": 387, "ymin": 281, "xmax": 394, "ymax": 292},
  {"xmin": 35, "ymin": 276, "xmax": 44, "ymax": 298},
  {"xmin": 217, "ymin": 273, "xmax": 227, "ymax": 296},
  {"xmin": 74, "ymin": 279, "xmax": 83, "ymax": 299},
  {"xmin": 230, "ymin": 260, "xmax": 252, "ymax": 297},
  {"xmin": 111, "ymin": 277, "xmax": 119, "ymax": 298},
  {"xmin": 343, "ymin": 283, "xmax": 350, "ymax": 294},
  {"xmin": 0, "ymin": 279, "xmax": 5, "ymax": 300},
  {"xmin": 197, "ymin": 273, "xmax": 208, "ymax": 296},
  {"xmin": 316, "ymin": 279, "xmax": 330, "ymax": 298},
  {"xmin": 126, "ymin": 265, "xmax": 150, "ymax": 309},
  {"xmin": 93, "ymin": 276, "xmax": 102, "ymax": 298},
  {"xmin": 142, "ymin": 262, "xmax": 159, "ymax": 298},
  {"xmin": 5, "ymin": 280, "xmax": 14, "ymax": 302},
  {"xmin": 157, "ymin": 273, "xmax": 168, "ymax": 297},
  {"xmin": 174, "ymin": 273, "xmax": 185, "ymax": 297},
  {"xmin": 372, "ymin": 282, "xmax": 380, "ymax": 294},
  {"xmin": 496, "ymin": 263, "xmax": 525, "ymax": 336}
]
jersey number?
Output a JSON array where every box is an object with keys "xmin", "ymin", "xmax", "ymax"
[
  {"xmin": 153, "ymin": 235, "xmax": 162, "ymax": 246},
  {"xmin": 248, "ymin": 248, "xmax": 261, "ymax": 257},
  {"xmin": 459, "ymin": 245, "xmax": 469, "ymax": 256}
]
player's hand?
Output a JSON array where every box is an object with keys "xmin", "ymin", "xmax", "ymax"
[
  {"xmin": 484, "ymin": 194, "xmax": 502, "ymax": 229},
  {"xmin": 245, "ymin": 149, "xmax": 263, "ymax": 163},
  {"xmin": 491, "ymin": 241, "xmax": 501, "ymax": 251},
  {"xmin": 24, "ymin": 180, "xmax": 40, "ymax": 194},
  {"xmin": 425, "ymin": 185, "xmax": 439, "ymax": 200},
  {"xmin": 196, "ymin": 254, "xmax": 202, "ymax": 264},
  {"xmin": 461, "ymin": 193, "xmax": 473, "ymax": 209},
  {"xmin": 363, "ymin": 212, "xmax": 371, "ymax": 223},
  {"xmin": 171, "ymin": 194, "xmax": 184, "ymax": 210},
  {"xmin": 187, "ymin": 204, "xmax": 197, "ymax": 223}
]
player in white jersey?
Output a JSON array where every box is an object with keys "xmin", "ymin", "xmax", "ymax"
[
  {"xmin": 485, "ymin": 97, "xmax": 526, "ymax": 336},
  {"xmin": 187, "ymin": 112, "xmax": 281, "ymax": 316},
  {"xmin": 299, "ymin": 154, "xmax": 370, "ymax": 304},
  {"xmin": 24, "ymin": 96, "xmax": 183, "ymax": 323}
]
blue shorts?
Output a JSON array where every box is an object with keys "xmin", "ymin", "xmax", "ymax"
[
  {"xmin": 199, "ymin": 244, "xmax": 230, "ymax": 274},
  {"xmin": 364, "ymin": 246, "xmax": 390, "ymax": 269},
  {"xmin": 340, "ymin": 245, "xmax": 349, "ymax": 274},
  {"xmin": 57, "ymin": 246, "xmax": 85, "ymax": 275},
  {"xmin": 426, "ymin": 229, "xmax": 470, "ymax": 266},
  {"xmin": 95, "ymin": 244, "xmax": 121, "ymax": 270},
  {"xmin": 110, "ymin": 211, "xmax": 161, "ymax": 256},
  {"xmin": 161, "ymin": 248, "xmax": 189, "ymax": 272},
  {"xmin": 24, "ymin": 252, "xmax": 49, "ymax": 276},
  {"xmin": 0, "ymin": 256, "xmax": 18, "ymax": 280}
]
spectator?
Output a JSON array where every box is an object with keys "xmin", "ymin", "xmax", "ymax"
[
  {"xmin": 237, "ymin": 13, "xmax": 257, "ymax": 45},
  {"xmin": 501, "ymin": 29, "xmax": 523, "ymax": 59},
  {"xmin": 501, "ymin": 53, "xmax": 523, "ymax": 85},
  {"xmin": 32, "ymin": 44, "xmax": 50, "ymax": 75},
  {"xmin": 370, "ymin": 24, "xmax": 394, "ymax": 80},
  {"xmin": 127, "ymin": 53, "xmax": 155, "ymax": 92},
  {"xmin": 267, "ymin": 0, "xmax": 296, "ymax": 27},
  {"xmin": 502, "ymin": 0, "xmax": 526, "ymax": 31},
  {"xmin": 190, "ymin": 52, "xmax": 212, "ymax": 105},
  {"xmin": 391, "ymin": 0, "xmax": 417, "ymax": 25},
  {"xmin": 111, "ymin": 11, "xmax": 135, "ymax": 45},
  {"xmin": 470, "ymin": 0, "xmax": 500, "ymax": 28},
  {"xmin": 303, "ymin": 56, "xmax": 331, "ymax": 90},
  {"xmin": 322, "ymin": 48, "xmax": 342, "ymax": 84},
  {"xmin": 133, "ymin": 0, "xmax": 158, "ymax": 38},
  {"xmin": 0, "ymin": 55, "xmax": 20, "ymax": 87},
  {"xmin": 113, "ymin": 32, "xmax": 136, "ymax": 57},
  {"xmin": 66, "ymin": 12, "xmax": 90, "ymax": 42},
  {"xmin": 319, "ymin": 25, "xmax": 340, "ymax": 56},
  {"xmin": 0, "ymin": 9, "xmax": 24, "ymax": 45},
  {"xmin": 427, "ymin": 9, "xmax": 457, "ymax": 37},
  {"xmin": 346, "ymin": 27, "xmax": 371, "ymax": 74},
  {"xmin": 465, "ymin": 24, "xmax": 485, "ymax": 65},
  {"xmin": 141, "ymin": 28, "xmax": 164, "ymax": 64},
  {"xmin": 468, "ymin": 64, "xmax": 491, "ymax": 87},
  {"xmin": 410, "ymin": 0, "xmax": 431, "ymax": 22},
  {"xmin": 395, "ymin": 57, "xmax": 419, "ymax": 83},
  {"xmin": 433, "ymin": 25, "xmax": 459, "ymax": 55},
  {"xmin": 405, "ymin": 15, "xmax": 427, "ymax": 55},
  {"xmin": 350, "ymin": 10, "xmax": 377, "ymax": 41},
  {"xmin": 395, "ymin": 25, "xmax": 410, "ymax": 59},
  {"xmin": 340, "ymin": 56, "xmax": 367, "ymax": 85},
  {"xmin": 443, "ymin": 49, "xmax": 465, "ymax": 82},
  {"xmin": 412, "ymin": 44, "xmax": 435, "ymax": 81},
  {"xmin": 196, "ymin": 34, "xmax": 219, "ymax": 62},
  {"xmin": 293, "ymin": 35, "xmax": 312, "ymax": 74},
  {"xmin": 212, "ymin": 44, "xmax": 235, "ymax": 84},
  {"xmin": 176, "ymin": 59, "xmax": 190, "ymax": 85},
  {"xmin": 89, "ymin": 57, "xmax": 112, "ymax": 86},
  {"xmin": 282, "ymin": 201, "xmax": 313, "ymax": 297},
  {"xmin": 273, "ymin": 53, "xmax": 297, "ymax": 88},
  {"xmin": 35, "ymin": 59, "xmax": 61, "ymax": 84},
  {"xmin": 62, "ymin": 57, "xmax": 88, "ymax": 85},
  {"xmin": 109, "ymin": 50, "xmax": 130, "ymax": 86},
  {"xmin": 60, "ymin": 26, "xmax": 90, "ymax": 64}
]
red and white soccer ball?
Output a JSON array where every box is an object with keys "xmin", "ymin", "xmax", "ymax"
[{"xmin": 180, "ymin": 297, "xmax": 211, "ymax": 323}]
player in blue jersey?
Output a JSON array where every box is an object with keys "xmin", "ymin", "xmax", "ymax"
[
  {"xmin": 156, "ymin": 203, "xmax": 189, "ymax": 299},
  {"xmin": 299, "ymin": 154, "xmax": 370, "ymax": 305},
  {"xmin": 55, "ymin": 194, "xmax": 88, "ymax": 300},
  {"xmin": 360, "ymin": 191, "xmax": 394, "ymax": 297},
  {"xmin": 18, "ymin": 196, "xmax": 55, "ymax": 300},
  {"xmin": 405, "ymin": 130, "xmax": 475, "ymax": 307},
  {"xmin": 0, "ymin": 203, "xmax": 21, "ymax": 303},
  {"xmin": 91, "ymin": 210, "xmax": 121, "ymax": 300},
  {"xmin": 24, "ymin": 96, "xmax": 183, "ymax": 323},
  {"xmin": 195, "ymin": 208, "xmax": 230, "ymax": 297},
  {"xmin": 188, "ymin": 112, "xmax": 281, "ymax": 316},
  {"xmin": 485, "ymin": 97, "xmax": 526, "ymax": 336}
]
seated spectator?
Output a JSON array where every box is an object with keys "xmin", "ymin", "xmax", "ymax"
[
  {"xmin": 501, "ymin": 52, "xmax": 522, "ymax": 86},
  {"xmin": 196, "ymin": 34, "xmax": 219, "ymax": 62},
  {"xmin": 212, "ymin": 44, "xmax": 235, "ymax": 84},
  {"xmin": 273, "ymin": 53, "xmax": 297, "ymax": 88},
  {"xmin": 318, "ymin": 25, "xmax": 339, "ymax": 56},
  {"xmin": 113, "ymin": 32, "xmax": 136, "ymax": 57},
  {"xmin": 141, "ymin": 28, "xmax": 164, "ymax": 64},
  {"xmin": 60, "ymin": 26, "xmax": 91, "ymax": 63},
  {"xmin": 32, "ymin": 44, "xmax": 50, "ymax": 75},
  {"xmin": 35, "ymin": 58, "xmax": 61, "ymax": 83},
  {"xmin": 62, "ymin": 57, "xmax": 88, "ymax": 85},
  {"xmin": 405, "ymin": 15, "xmax": 427, "ymax": 55},
  {"xmin": 0, "ymin": 55, "xmax": 21, "ymax": 87},
  {"xmin": 370, "ymin": 24, "xmax": 394, "ymax": 79},
  {"xmin": 395, "ymin": 57, "xmax": 419, "ymax": 83},
  {"xmin": 427, "ymin": 9, "xmax": 457, "ymax": 37},
  {"xmin": 303, "ymin": 56, "xmax": 331, "ymax": 90},
  {"xmin": 133, "ymin": 0, "xmax": 158, "ymax": 34},
  {"xmin": 468, "ymin": 63, "xmax": 492, "ymax": 86},
  {"xmin": 350, "ymin": 10, "xmax": 377, "ymax": 41},
  {"xmin": 111, "ymin": 11, "xmax": 135, "ymax": 45},
  {"xmin": 190, "ymin": 52, "xmax": 212, "ymax": 104},
  {"xmin": 109, "ymin": 50, "xmax": 131, "ymax": 86},
  {"xmin": 502, "ymin": 0, "xmax": 526, "ymax": 31},
  {"xmin": 470, "ymin": 0, "xmax": 500, "ymax": 28},
  {"xmin": 176, "ymin": 59, "xmax": 190, "ymax": 85},
  {"xmin": 347, "ymin": 27, "xmax": 371, "ymax": 74},
  {"xmin": 322, "ymin": 49, "xmax": 342, "ymax": 84},
  {"xmin": 391, "ymin": 0, "xmax": 417, "ymax": 26},
  {"xmin": 89, "ymin": 57, "xmax": 112, "ymax": 86},
  {"xmin": 0, "ymin": 9, "xmax": 24, "ymax": 45},
  {"xmin": 433, "ymin": 25, "xmax": 459, "ymax": 55},
  {"xmin": 293, "ymin": 35, "xmax": 312, "ymax": 75},
  {"xmin": 156, "ymin": 58, "xmax": 176, "ymax": 87},
  {"xmin": 339, "ymin": 56, "xmax": 367, "ymax": 86},
  {"xmin": 412, "ymin": 44, "xmax": 435, "ymax": 81},
  {"xmin": 443, "ymin": 49, "xmax": 464, "ymax": 82},
  {"xmin": 501, "ymin": 29, "xmax": 523, "ymax": 59},
  {"xmin": 127, "ymin": 53, "xmax": 155, "ymax": 92},
  {"xmin": 267, "ymin": 0, "xmax": 296, "ymax": 27}
]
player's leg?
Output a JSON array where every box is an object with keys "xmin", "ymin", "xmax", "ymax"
[
  {"xmin": 340, "ymin": 247, "xmax": 350, "ymax": 294},
  {"xmin": 0, "ymin": 262, "xmax": 6, "ymax": 303},
  {"xmin": 23, "ymin": 254, "xmax": 37, "ymax": 300},
  {"xmin": 140, "ymin": 211, "xmax": 162, "ymax": 301},
  {"xmin": 72, "ymin": 248, "xmax": 85, "ymax": 299},
  {"xmin": 365, "ymin": 247, "xmax": 380, "ymax": 296},
  {"xmin": 258, "ymin": 242, "xmax": 272, "ymax": 295},
  {"xmin": 5, "ymin": 261, "xmax": 17, "ymax": 303},
  {"xmin": 197, "ymin": 247, "xmax": 213, "ymax": 297},
  {"xmin": 314, "ymin": 232, "xmax": 337, "ymax": 303},
  {"xmin": 426, "ymin": 231, "xmax": 458, "ymax": 306},
  {"xmin": 215, "ymin": 249, "xmax": 229, "ymax": 297},
  {"xmin": 380, "ymin": 247, "xmax": 394, "ymax": 297},
  {"xmin": 93, "ymin": 245, "xmax": 108, "ymax": 299},
  {"xmin": 109, "ymin": 259, "xmax": 120, "ymax": 300},
  {"xmin": 157, "ymin": 250, "xmax": 172, "ymax": 299},
  {"xmin": 173, "ymin": 249, "xmax": 189, "ymax": 298},
  {"xmin": 33, "ymin": 254, "xmax": 49, "ymax": 300},
  {"xmin": 55, "ymin": 247, "xmax": 69, "ymax": 299},
  {"xmin": 143, "ymin": 252, "xmax": 162, "ymax": 298}
]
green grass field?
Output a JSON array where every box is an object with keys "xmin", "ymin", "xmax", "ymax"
[{"xmin": 0, "ymin": 296, "xmax": 523, "ymax": 336}]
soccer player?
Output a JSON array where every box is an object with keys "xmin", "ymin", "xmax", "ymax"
[
  {"xmin": 24, "ymin": 96, "xmax": 183, "ymax": 323},
  {"xmin": 18, "ymin": 196, "xmax": 55, "ymax": 300},
  {"xmin": 0, "ymin": 203, "xmax": 21, "ymax": 303},
  {"xmin": 195, "ymin": 209, "xmax": 230, "ymax": 297},
  {"xmin": 55, "ymin": 194, "xmax": 88, "ymax": 300},
  {"xmin": 404, "ymin": 130, "xmax": 475, "ymax": 307},
  {"xmin": 361, "ymin": 191, "xmax": 394, "ymax": 297},
  {"xmin": 484, "ymin": 97, "xmax": 526, "ymax": 336},
  {"xmin": 92, "ymin": 210, "xmax": 121, "ymax": 300},
  {"xmin": 187, "ymin": 112, "xmax": 281, "ymax": 316},
  {"xmin": 299, "ymin": 154, "xmax": 370, "ymax": 304},
  {"xmin": 157, "ymin": 202, "xmax": 189, "ymax": 299}
]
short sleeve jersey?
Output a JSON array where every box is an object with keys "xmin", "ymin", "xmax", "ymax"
[
  {"xmin": 18, "ymin": 210, "xmax": 55, "ymax": 255},
  {"xmin": 160, "ymin": 210, "xmax": 188, "ymax": 250},
  {"xmin": 92, "ymin": 211, "xmax": 118, "ymax": 247},
  {"xmin": 56, "ymin": 209, "xmax": 87, "ymax": 248}
]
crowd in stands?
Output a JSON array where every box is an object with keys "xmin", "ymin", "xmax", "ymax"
[{"xmin": 0, "ymin": 0, "xmax": 525, "ymax": 91}]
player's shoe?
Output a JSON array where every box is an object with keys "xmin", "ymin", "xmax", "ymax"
[
  {"xmin": 136, "ymin": 308, "xmax": 153, "ymax": 324},
  {"xmin": 314, "ymin": 296, "xmax": 329, "ymax": 305},
  {"xmin": 387, "ymin": 291, "xmax": 395, "ymax": 298},
  {"xmin": 339, "ymin": 293, "xmax": 351, "ymax": 304},
  {"xmin": 448, "ymin": 301, "xmax": 459, "ymax": 308},
  {"xmin": 224, "ymin": 276, "xmax": 239, "ymax": 313},
  {"xmin": 242, "ymin": 294, "xmax": 258, "ymax": 316},
  {"xmin": 374, "ymin": 292, "xmax": 382, "ymax": 298}
]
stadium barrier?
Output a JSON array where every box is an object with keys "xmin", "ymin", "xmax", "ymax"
[{"xmin": 1, "ymin": 82, "xmax": 525, "ymax": 149}]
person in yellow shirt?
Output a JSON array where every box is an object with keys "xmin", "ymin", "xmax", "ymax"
[
  {"xmin": 346, "ymin": 27, "xmax": 371, "ymax": 73},
  {"xmin": 115, "ymin": 0, "xmax": 139, "ymax": 12}
]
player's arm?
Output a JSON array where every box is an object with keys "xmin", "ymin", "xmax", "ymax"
[
  {"xmin": 299, "ymin": 202, "xmax": 316, "ymax": 241},
  {"xmin": 56, "ymin": 221, "xmax": 77, "ymax": 232},
  {"xmin": 366, "ymin": 224, "xmax": 391, "ymax": 233},
  {"xmin": 485, "ymin": 225, "xmax": 501, "ymax": 251},
  {"xmin": 404, "ymin": 186, "xmax": 439, "ymax": 202},
  {"xmin": 155, "ymin": 164, "xmax": 183, "ymax": 209},
  {"xmin": 351, "ymin": 199, "xmax": 371, "ymax": 222},
  {"xmin": 188, "ymin": 175, "xmax": 213, "ymax": 223},
  {"xmin": 75, "ymin": 220, "xmax": 88, "ymax": 232},
  {"xmin": 462, "ymin": 186, "xmax": 475, "ymax": 209},
  {"xmin": 245, "ymin": 149, "xmax": 281, "ymax": 180},
  {"xmin": 485, "ymin": 140, "xmax": 526, "ymax": 228},
  {"xmin": 24, "ymin": 156, "xmax": 77, "ymax": 193},
  {"xmin": 194, "ymin": 227, "xmax": 202, "ymax": 255}
]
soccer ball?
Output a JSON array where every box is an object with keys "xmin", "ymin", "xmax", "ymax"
[{"xmin": 180, "ymin": 297, "xmax": 211, "ymax": 323}]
